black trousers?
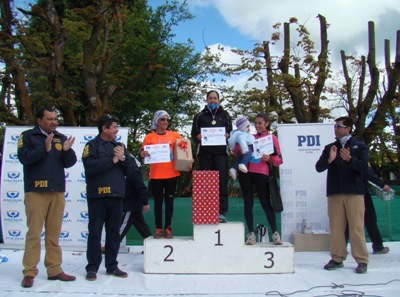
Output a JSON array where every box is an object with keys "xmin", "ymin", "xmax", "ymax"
[
  {"xmin": 86, "ymin": 197, "xmax": 123, "ymax": 273},
  {"xmin": 345, "ymin": 192, "xmax": 384, "ymax": 251},
  {"xmin": 119, "ymin": 211, "xmax": 152, "ymax": 241},
  {"xmin": 238, "ymin": 172, "xmax": 277, "ymax": 233},
  {"xmin": 198, "ymin": 153, "xmax": 229, "ymax": 215},
  {"xmin": 151, "ymin": 177, "xmax": 178, "ymax": 229}
]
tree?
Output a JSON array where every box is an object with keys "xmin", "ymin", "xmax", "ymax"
[
  {"xmin": 333, "ymin": 23, "xmax": 400, "ymax": 178},
  {"xmin": 0, "ymin": 0, "xmax": 33, "ymax": 124},
  {"xmin": 202, "ymin": 15, "xmax": 399, "ymax": 178},
  {"xmin": 203, "ymin": 15, "xmax": 331, "ymax": 124},
  {"xmin": 0, "ymin": 0, "xmax": 202, "ymax": 130}
]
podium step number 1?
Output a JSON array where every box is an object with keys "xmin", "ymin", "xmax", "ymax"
[{"xmin": 144, "ymin": 222, "xmax": 295, "ymax": 274}]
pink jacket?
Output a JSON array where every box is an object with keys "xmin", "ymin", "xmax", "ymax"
[{"xmin": 248, "ymin": 131, "xmax": 283, "ymax": 176}]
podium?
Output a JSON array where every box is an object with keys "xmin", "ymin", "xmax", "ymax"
[{"xmin": 144, "ymin": 222, "xmax": 294, "ymax": 274}]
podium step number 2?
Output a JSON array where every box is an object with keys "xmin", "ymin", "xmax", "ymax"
[{"xmin": 144, "ymin": 222, "xmax": 294, "ymax": 274}]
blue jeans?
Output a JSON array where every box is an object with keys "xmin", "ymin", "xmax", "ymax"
[{"xmin": 232, "ymin": 145, "xmax": 253, "ymax": 170}]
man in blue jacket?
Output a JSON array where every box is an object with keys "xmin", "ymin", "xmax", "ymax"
[
  {"xmin": 18, "ymin": 107, "xmax": 77, "ymax": 288},
  {"xmin": 316, "ymin": 116, "xmax": 369, "ymax": 274},
  {"xmin": 82, "ymin": 115, "xmax": 133, "ymax": 281}
]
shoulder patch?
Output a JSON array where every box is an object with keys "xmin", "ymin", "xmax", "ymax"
[
  {"xmin": 17, "ymin": 134, "xmax": 23, "ymax": 148},
  {"xmin": 82, "ymin": 144, "xmax": 90, "ymax": 158}
]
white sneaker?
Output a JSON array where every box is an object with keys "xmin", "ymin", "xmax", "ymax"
[
  {"xmin": 238, "ymin": 164, "xmax": 248, "ymax": 173},
  {"xmin": 272, "ymin": 231, "xmax": 282, "ymax": 245},
  {"xmin": 245, "ymin": 232, "xmax": 256, "ymax": 245},
  {"xmin": 229, "ymin": 168, "xmax": 237, "ymax": 180}
]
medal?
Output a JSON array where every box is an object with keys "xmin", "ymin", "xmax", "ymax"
[{"xmin": 211, "ymin": 120, "xmax": 216, "ymax": 125}]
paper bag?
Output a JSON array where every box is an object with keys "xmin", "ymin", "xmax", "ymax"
[{"xmin": 174, "ymin": 138, "xmax": 192, "ymax": 171}]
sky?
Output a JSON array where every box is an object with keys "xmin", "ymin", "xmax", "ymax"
[{"xmin": 165, "ymin": 0, "xmax": 400, "ymax": 92}]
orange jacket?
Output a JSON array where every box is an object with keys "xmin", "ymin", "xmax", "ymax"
[{"xmin": 142, "ymin": 131, "xmax": 182, "ymax": 179}]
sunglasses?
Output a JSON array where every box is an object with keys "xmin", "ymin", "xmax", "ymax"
[
  {"xmin": 334, "ymin": 124, "xmax": 347, "ymax": 129},
  {"xmin": 159, "ymin": 118, "xmax": 169, "ymax": 122}
]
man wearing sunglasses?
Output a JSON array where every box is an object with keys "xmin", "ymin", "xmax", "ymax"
[{"xmin": 316, "ymin": 116, "xmax": 369, "ymax": 274}]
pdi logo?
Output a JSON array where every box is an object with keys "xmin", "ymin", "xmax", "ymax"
[
  {"xmin": 77, "ymin": 211, "xmax": 89, "ymax": 223},
  {"xmin": 8, "ymin": 229, "xmax": 22, "ymax": 237},
  {"xmin": 80, "ymin": 192, "xmax": 87, "ymax": 199},
  {"xmin": 59, "ymin": 231, "xmax": 70, "ymax": 239},
  {"xmin": 77, "ymin": 172, "xmax": 86, "ymax": 183},
  {"xmin": 11, "ymin": 134, "xmax": 20, "ymax": 142},
  {"xmin": 297, "ymin": 135, "xmax": 321, "ymax": 147},
  {"xmin": 8, "ymin": 152, "xmax": 18, "ymax": 160},
  {"xmin": 7, "ymin": 171, "xmax": 21, "ymax": 179},
  {"xmin": 80, "ymin": 211, "xmax": 89, "ymax": 219},
  {"xmin": 4, "ymin": 171, "xmax": 23, "ymax": 183},
  {"xmin": 65, "ymin": 171, "xmax": 72, "ymax": 183},
  {"xmin": 5, "ymin": 153, "xmax": 20, "ymax": 165},
  {"xmin": 65, "ymin": 192, "xmax": 69, "ymax": 198},
  {"xmin": 6, "ymin": 191, "xmax": 20, "ymax": 199},
  {"xmin": 63, "ymin": 211, "xmax": 72, "ymax": 223},
  {"xmin": 295, "ymin": 190, "xmax": 307, "ymax": 198},
  {"xmin": 7, "ymin": 210, "xmax": 20, "ymax": 218},
  {"xmin": 83, "ymin": 135, "xmax": 96, "ymax": 142},
  {"xmin": 116, "ymin": 135, "xmax": 122, "ymax": 142},
  {"xmin": 80, "ymin": 231, "xmax": 89, "ymax": 239}
]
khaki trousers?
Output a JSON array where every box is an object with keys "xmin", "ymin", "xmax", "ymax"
[
  {"xmin": 328, "ymin": 194, "xmax": 368, "ymax": 264},
  {"xmin": 22, "ymin": 191, "xmax": 65, "ymax": 277}
]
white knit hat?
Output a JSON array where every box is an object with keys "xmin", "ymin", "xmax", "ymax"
[{"xmin": 235, "ymin": 115, "xmax": 250, "ymax": 132}]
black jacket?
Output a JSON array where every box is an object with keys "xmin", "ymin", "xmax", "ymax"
[
  {"xmin": 365, "ymin": 164, "xmax": 385, "ymax": 189},
  {"xmin": 17, "ymin": 126, "xmax": 77, "ymax": 192},
  {"xmin": 123, "ymin": 155, "xmax": 148, "ymax": 212},
  {"xmin": 82, "ymin": 135, "xmax": 133, "ymax": 199},
  {"xmin": 191, "ymin": 105, "xmax": 232, "ymax": 155},
  {"xmin": 315, "ymin": 137, "xmax": 369, "ymax": 196}
]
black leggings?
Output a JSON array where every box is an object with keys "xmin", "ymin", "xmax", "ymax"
[
  {"xmin": 150, "ymin": 177, "xmax": 178, "ymax": 229},
  {"xmin": 238, "ymin": 172, "xmax": 277, "ymax": 233},
  {"xmin": 119, "ymin": 211, "xmax": 152, "ymax": 241}
]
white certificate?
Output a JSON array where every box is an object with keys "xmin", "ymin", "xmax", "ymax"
[
  {"xmin": 253, "ymin": 135, "xmax": 274, "ymax": 158},
  {"xmin": 201, "ymin": 127, "xmax": 226, "ymax": 146},
  {"xmin": 143, "ymin": 144, "xmax": 171, "ymax": 164}
]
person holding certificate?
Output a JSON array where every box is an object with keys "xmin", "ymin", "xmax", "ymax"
[
  {"xmin": 140, "ymin": 110, "xmax": 183, "ymax": 239},
  {"xmin": 237, "ymin": 112, "xmax": 283, "ymax": 245},
  {"xmin": 191, "ymin": 90, "xmax": 233, "ymax": 223}
]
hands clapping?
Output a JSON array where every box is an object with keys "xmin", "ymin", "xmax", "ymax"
[{"xmin": 63, "ymin": 136, "xmax": 75, "ymax": 151}]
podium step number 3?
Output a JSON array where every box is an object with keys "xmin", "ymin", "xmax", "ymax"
[{"xmin": 144, "ymin": 222, "xmax": 294, "ymax": 274}]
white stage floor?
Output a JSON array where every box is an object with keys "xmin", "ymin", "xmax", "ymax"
[{"xmin": 0, "ymin": 242, "xmax": 399, "ymax": 297}]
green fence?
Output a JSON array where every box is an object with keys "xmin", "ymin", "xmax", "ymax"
[{"xmin": 126, "ymin": 186, "xmax": 400, "ymax": 245}]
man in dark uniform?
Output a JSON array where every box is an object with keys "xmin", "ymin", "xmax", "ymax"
[
  {"xmin": 82, "ymin": 115, "xmax": 134, "ymax": 281},
  {"xmin": 18, "ymin": 107, "xmax": 77, "ymax": 288}
]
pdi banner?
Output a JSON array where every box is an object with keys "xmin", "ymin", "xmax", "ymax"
[
  {"xmin": 1, "ymin": 126, "xmax": 128, "ymax": 247},
  {"xmin": 277, "ymin": 123, "xmax": 334, "ymax": 242}
]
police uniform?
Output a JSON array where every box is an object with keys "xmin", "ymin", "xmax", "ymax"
[
  {"xmin": 18, "ymin": 126, "xmax": 77, "ymax": 278},
  {"xmin": 82, "ymin": 136, "xmax": 133, "ymax": 274}
]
